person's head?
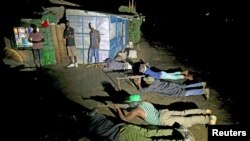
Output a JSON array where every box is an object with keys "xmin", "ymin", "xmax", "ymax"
[
  {"xmin": 139, "ymin": 64, "xmax": 147, "ymax": 73},
  {"xmin": 65, "ymin": 20, "xmax": 70, "ymax": 27},
  {"xmin": 143, "ymin": 77, "xmax": 155, "ymax": 85},
  {"xmin": 30, "ymin": 24, "xmax": 37, "ymax": 32},
  {"xmin": 125, "ymin": 94, "xmax": 142, "ymax": 107}
]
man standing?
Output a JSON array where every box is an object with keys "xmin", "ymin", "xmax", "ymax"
[
  {"xmin": 63, "ymin": 20, "xmax": 78, "ymax": 68},
  {"xmin": 88, "ymin": 23, "xmax": 101, "ymax": 64},
  {"xmin": 28, "ymin": 24, "xmax": 44, "ymax": 68}
]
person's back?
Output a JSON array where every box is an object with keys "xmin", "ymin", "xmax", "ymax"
[
  {"xmin": 139, "ymin": 79, "xmax": 186, "ymax": 96},
  {"xmin": 138, "ymin": 101, "xmax": 161, "ymax": 125}
]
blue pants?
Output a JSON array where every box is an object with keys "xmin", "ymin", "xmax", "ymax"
[
  {"xmin": 88, "ymin": 48, "xmax": 99, "ymax": 64},
  {"xmin": 161, "ymin": 71, "xmax": 184, "ymax": 80},
  {"xmin": 32, "ymin": 49, "xmax": 42, "ymax": 66},
  {"xmin": 185, "ymin": 82, "xmax": 204, "ymax": 96}
]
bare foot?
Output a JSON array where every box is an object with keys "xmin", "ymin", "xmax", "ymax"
[
  {"xmin": 185, "ymin": 74, "xmax": 193, "ymax": 80},
  {"xmin": 182, "ymin": 70, "xmax": 189, "ymax": 76}
]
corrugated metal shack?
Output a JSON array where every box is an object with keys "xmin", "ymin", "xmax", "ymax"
[
  {"xmin": 10, "ymin": 9, "xmax": 130, "ymax": 66},
  {"xmin": 66, "ymin": 9, "xmax": 128, "ymax": 64}
]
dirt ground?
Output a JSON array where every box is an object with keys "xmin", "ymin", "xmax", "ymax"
[
  {"xmin": 46, "ymin": 39, "xmax": 231, "ymax": 141},
  {"xmin": 1, "ymin": 38, "xmax": 233, "ymax": 141}
]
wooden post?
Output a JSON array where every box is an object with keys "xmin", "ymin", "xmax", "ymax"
[
  {"xmin": 60, "ymin": 24, "xmax": 67, "ymax": 58},
  {"xmin": 56, "ymin": 25, "xmax": 64, "ymax": 64},
  {"xmin": 51, "ymin": 25, "xmax": 60, "ymax": 64},
  {"xmin": 117, "ymin": 76, "xmax": 121, "ymax": 90},
  {"xmin": 116, "ymin": 75, "xmax": 145, "ymax": 90}
]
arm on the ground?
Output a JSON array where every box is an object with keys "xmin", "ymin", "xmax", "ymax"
[{"xmin": 114, "ymin": 104, "xmax": 140, "ymax": 122}]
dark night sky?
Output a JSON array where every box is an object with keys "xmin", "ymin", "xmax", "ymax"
[{"xmin": 1, "ymin": 0, "xmax": 247, "ymax": 36}]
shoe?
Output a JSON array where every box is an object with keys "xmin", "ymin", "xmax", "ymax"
[
  {"xmin": 204, "ymin": 88, "xmax": 210, "ymax": 100},
  {"xmin": 177, "ymin": 125, "xmax": 195, "ymax": 141},
  {"xmin": 208, "ymin": 115, "xmax": 217, "ymax": 125},
  {"xmin": 205, "ymin": 109, "xmax": 212, "ymax": 114},
  {"xmin": 74, "ymin": 63, "xmax": 78, "ymax": 68},
  {"xmin": 67, "ymin": 63, "xmax": 75, "ymax": 68},
  {"xmin": 87, "ymin": 108, "xmax": 98, "ymax": 117},
  {"xmin": 202, "ymin": 82, "xmax": 207, "ymax": 89}
]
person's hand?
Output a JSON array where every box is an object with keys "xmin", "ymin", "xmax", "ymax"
[
  {"xmin": 135, "ymin": 77, "xmax": 141, "ymax": 86},
  {"xmin": 114, "ymin": 104, "xmax": 120, "ymax": 111}
]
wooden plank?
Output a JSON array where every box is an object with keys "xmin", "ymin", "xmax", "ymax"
[
  {"xmin": 50, "ymin": 25, "xmax": 60, "ymax": 64},
  {"xmin": 56, "ymin": 24, "xmax": 66, "ymax": 64},
  {"xmin": 117, "ymin": 75, "xmax": 145, "ymax": 80},
  {"xmin": 60, "ymin": 24, "xmax": 67, "ymax": 58},
  {"xmin": 116, "ymin": 75, "xmax": 144, "ymax": 90}
]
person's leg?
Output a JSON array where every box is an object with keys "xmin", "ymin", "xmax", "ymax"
[
  {"xmin": 67, "ymin": 47, "xmax": 74, "ymax": 63},
  {"xmin": 185, "ymin": 82, "xmax": 204, "ymax": 88},
  {"xmin": 70, "ymin": 56, "xmax": 74, "ymax": 63},
  {"xmin": 32, "ymin": 49, "xmax": 38, "ymax": 67},
  {"xmin": 185, "ymin": 89, "xmax": 204, "ymax": 96},
  {"xmin": 74, "ymin": 56, "xmax": 77, "ymax": 63},
  {"xmin": 71, "ymin": 46, "xmax": 78, "ymax": 67},
  {"xmin": 88, "ymin": 48, "xmax": 94, "ymax": 64},
  {"xmin": 37, "ymin": 49, "xmax": 43, "ymax": 67},
  {"xmin": 161, "ymin": 71, "xmax": 184, "ymax": 80},
  {"xmin": 169, "ymin": 72, "xmax": 182, "ymax": 75},
  {"xmin": 161, "ymin": 115, "xmax": 210, "ymax": 127},
  {"xmin": 94, "ymin": 48, "xmax": 99, "ymax": 63},
  {"xmin": 67, "ymin": 47, "xmax": 71, "ymax": 63},
  {"xmin": 66, "ymin": 47, "xmax": 75, "ymax": 67},
  {"xmin": 120, "ymin": 124, "xmax": 179, "ymax": 141},
  {"xmin": 71, "ymin": 46, "xmax": 77, "ymax": 62},
  {"xmin": 167, "ymin": 109, "xmax": 208, "ymax": 116}
]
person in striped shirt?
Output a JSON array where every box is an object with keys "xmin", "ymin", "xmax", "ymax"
[
  {"xmin": 85, "ymin": 108, "xmax": 195, "ymax": 141},
  {"xmin": 114, "ymin": 94, "xmax": 217, "ymax": 128}
]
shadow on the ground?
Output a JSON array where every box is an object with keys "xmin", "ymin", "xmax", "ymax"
[
  {"xmin": 0, "ymin": 64, "xmax": 95, "ymax": 140},
  {"xmin": 82, "ymin": 81, "xmax": 130, "ymax": 105}
]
